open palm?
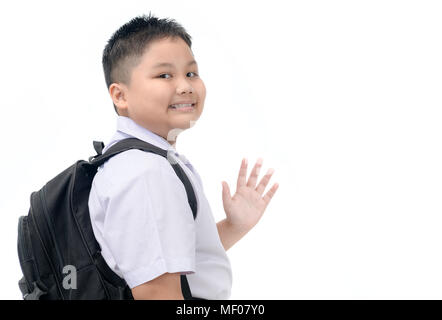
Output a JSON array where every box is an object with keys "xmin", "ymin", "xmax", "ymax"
[{"xmin": 222, "ymin": 158, "xmax": 279, "ymax": 233}]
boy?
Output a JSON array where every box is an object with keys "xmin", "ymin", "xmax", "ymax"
[{"xmin": 88, "ymin": 13, "xmax": 279, "ymax": 300}]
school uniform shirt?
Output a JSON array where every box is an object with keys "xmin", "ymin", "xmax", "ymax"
[{"xmin": 87, "ymin": 115, "xmax": 232, "ymax": 300}]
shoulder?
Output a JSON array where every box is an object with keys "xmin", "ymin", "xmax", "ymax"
[{"xmin": 94, "ymin": 149, "xmax": 178, "ymax": 194}]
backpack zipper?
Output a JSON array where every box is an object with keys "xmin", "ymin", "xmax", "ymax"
[
  {"xmin": 69, "ymin": 161, "xmax": 112, "ymax": 299},
  {"xmin": 40, "ymin": 186, "xmax": 65, "ymax": 274},
  {"xmin": 18, "ymin": 216, "xmax": 30, "ymax": 263},
  {"xmin": 18, "ymin": 216, "xmax": 33, "ymax": 292}
]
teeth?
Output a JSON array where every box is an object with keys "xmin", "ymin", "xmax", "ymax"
[{"xmin": 169, "ymin": 103, "xmax": 194, "ymax": 109}]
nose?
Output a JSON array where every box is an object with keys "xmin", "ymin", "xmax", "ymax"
[
  {"xmin": 176, "ymin": 78, "xmax": 194, "ymax": 94},
  {"xmin": 177, "ymin": 86, "xmax": 193, "ymax": 94}
]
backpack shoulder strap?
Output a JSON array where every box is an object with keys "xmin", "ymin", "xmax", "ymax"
[{"xmin": 89, "ymin": 138, "xmax": 167, "ymax": 165}]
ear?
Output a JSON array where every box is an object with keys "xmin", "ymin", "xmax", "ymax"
[{"xmin": 109, "ymin": 83, "xmax": 129, "ymax": 112}]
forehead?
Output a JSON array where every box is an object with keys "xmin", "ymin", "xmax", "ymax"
[{"xmin": 140, "ymin": 37, "xmax": 196, "ymax": 68}]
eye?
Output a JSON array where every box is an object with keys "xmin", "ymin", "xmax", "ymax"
[{"xmin": 158, "ymin": 72, "xmax": 198, "ymax": 79}]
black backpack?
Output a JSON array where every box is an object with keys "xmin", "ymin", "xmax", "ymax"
[{"xmin": 17, "ymin": 137, "xmax": 200, "ymax": 300}]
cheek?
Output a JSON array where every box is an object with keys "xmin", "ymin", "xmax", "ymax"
[
  {"xmin": 195, "ymin": 80, "xmax": 206, "ymax": 98},
  {"xmin": 138, "ymin": 84, "xmax": 169, "ymax": 107}
]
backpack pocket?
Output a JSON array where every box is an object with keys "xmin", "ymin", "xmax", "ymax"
[{"xmin": 17, "ymin": 215, "xmax": 47, "ymax": 299}]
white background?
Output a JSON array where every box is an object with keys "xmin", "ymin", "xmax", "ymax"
[{"xmin": 0, "ymin": 0, "xmax": 441, "ymax": 299}]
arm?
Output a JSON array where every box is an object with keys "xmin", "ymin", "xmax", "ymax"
[
  {"xmin": 131, "ymin": 272, "xmax": 184, "ymax": 300},
  {"xmin": 216, "ymin": 218, "xmax": 250, "ymax": 251}
]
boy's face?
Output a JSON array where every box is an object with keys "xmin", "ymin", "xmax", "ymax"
[{"xmin": 110, "ymin": 37, "xmax": 206, "ymax": 144}]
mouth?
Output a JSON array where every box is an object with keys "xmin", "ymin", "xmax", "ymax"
[{"xmin": 168, "ymin": 102, "xmax": 196, "ymax": 112}]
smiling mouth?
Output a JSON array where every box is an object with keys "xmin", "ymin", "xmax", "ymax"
[{"xmin": 168, "ymin": 103, "xmax": 196, "ymax": 111}]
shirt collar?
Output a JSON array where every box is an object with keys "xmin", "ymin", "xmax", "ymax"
[
  {"xmin": 116, "ymin": 116, "xmax": 173, "ymax": 150},
  {"xmin": 114, "ymin": 116, "xmax": 190, "ymax": 164}
]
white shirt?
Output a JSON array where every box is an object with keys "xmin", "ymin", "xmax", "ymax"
[{"xmin": 88, "ymin": 116, "xmax": 232, "ymax": 300}]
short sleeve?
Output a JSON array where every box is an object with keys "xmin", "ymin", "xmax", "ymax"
[{"xmin": 97, "ymin": 155, "xmax": 196, "ymax": 289}]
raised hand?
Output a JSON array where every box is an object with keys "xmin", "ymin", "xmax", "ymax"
[{"xmin": 221, "ymin": 158, "xmax": 279, "ymax": 234}]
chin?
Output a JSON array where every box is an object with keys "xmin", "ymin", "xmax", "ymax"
[{"xmin": 169, "ymin": 121, "xmax": 194, "ymax": 130}]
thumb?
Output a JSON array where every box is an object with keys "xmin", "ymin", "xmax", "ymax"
[{"xmin": 221, "ymin": 181, "xmax": 231, "ymax": 204}]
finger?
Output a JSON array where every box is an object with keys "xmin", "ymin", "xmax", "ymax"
[
  {"xmin": 237, "ymin": 158, "xmax": 248, "ymax": 190},
  {"xmin": 262, "ymin": 182, "xmax": 279, "ymax": 206},
  {"xmin": 246, "ymin": 158, "xmax": 263, "ymax": 188},
  {"xmin": 222, "ymin": 181, "xmax": 231, "ymax": 204},
  {"xmin": 256, "ymin": 167, "xmax": 274, "ymax": 196}
]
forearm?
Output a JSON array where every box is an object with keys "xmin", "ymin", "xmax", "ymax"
[
  {"xmin": 216, "ymin": 218, "xmax": 250, "ymax": 251},
  {"xmin": 133, "ymin": 290, "xmax": 184, "ymax": 300}
]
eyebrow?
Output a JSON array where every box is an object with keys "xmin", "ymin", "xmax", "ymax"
[{"xmin": 152, "ymin": 60, "xmax": 197, "ymax": 69}]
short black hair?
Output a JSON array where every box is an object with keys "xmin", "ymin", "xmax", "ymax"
[{"xmin": 102, "ymin": 12, "xmax": 193, "ymax": 115}]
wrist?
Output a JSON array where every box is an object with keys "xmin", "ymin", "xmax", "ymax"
[
  {"xmin": 217, "ymin": 218, "xmax": 249, "ymax": 251},
  {"xmin": 224, "ymin": 218, "xmax": 251, "ymax": 238}
]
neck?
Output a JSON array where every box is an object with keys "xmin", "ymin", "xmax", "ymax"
[{"xmin": 166, "ymin": 130, "xmax": 179, "ymax": 149}]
